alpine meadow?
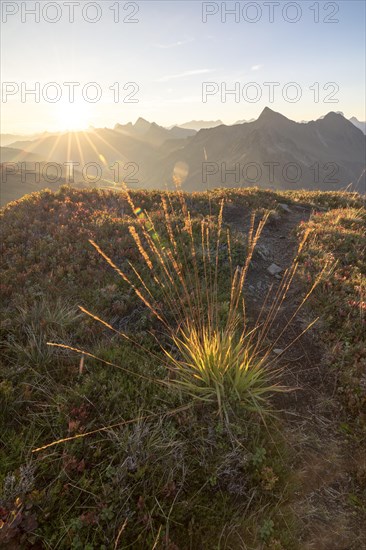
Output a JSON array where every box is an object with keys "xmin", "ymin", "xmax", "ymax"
[{"xmin": 0, "ymin": 1, "xmax": 365, "ymax": 549}]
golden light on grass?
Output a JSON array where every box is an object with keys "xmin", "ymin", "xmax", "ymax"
[
  {"xmin": 81, "ymin": 189, "xmax": 328, "ymax": 419},
  {"xmin": 40, "ymin": 188, "xmax": 331, "ymax": 454}
]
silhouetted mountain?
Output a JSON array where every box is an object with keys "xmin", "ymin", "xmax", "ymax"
[
  {"xmin": 234, "ymin": 118, "xmax": 256, "ymax": 125},
  {"xmin": 350, "ymin": 116, "xmax": 366, "ymax": 134},
  {"xmin": 114, "ymin": 118, "xmax": 195, "ymax": 145},
  {"xmin": 1, "ymin": 134, "xmax": 29, "ymax": 147},
  {"xmin": 0, "ymin": 147, "xmax": 43, "ymax": 163},
  {"xmin": 152, "ymin": 108, "xmax": 366, "ymax": 193},
  {"xmin": 9, "ymin": 127, "xmax": 158, "ymax": 182},
  {"xmin": 300, "ymin": 113, "xmax": 365, "ymax": 134},
  {"xmin": 0, "ymin": 131, "xmax": 60, "ymax": 147},
  {"xmin": 177, "ymin": 120, "xmax": 223, "ymax": 131},
  {"xmin": 4, "ymin": 109, "xmax": 365, "ymax": 199}
]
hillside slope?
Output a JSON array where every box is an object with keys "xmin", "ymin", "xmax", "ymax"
[
  {"xmin": 154, "ymin": 109, "xmax": 366, "ymax": 192},
  {"xmin": 0, "ymin": 187, "xmax": 365, "ymax": 548}
]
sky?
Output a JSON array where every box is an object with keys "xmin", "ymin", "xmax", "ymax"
[{"xmin": 1, "ymin": 0, "xmax": 365, "ymax": 133}]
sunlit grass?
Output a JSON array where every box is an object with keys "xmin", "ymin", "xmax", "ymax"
[
  {"xmin": 78, "ymin": 185, "xmax": 326, "ymax": 421},
  {"xmin": 165, "ymin": 324, "xmax": 284, "ymax": 420}
]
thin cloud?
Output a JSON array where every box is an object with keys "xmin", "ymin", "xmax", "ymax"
[
  {"xmin": 251, "ymin": 64, "xmax": 263, "ymax": 71},
  {"xmin": 155, "ymin": 38, "xmax": 194, "ymax": 49},
  {"xmin": 157, "ymin": 69, "xmax": 215, "ymax": 83}
]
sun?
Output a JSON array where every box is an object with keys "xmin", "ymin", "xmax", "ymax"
[{"xmin": 55, "ymin": 102, "xmax": 91, "ymax": 131}]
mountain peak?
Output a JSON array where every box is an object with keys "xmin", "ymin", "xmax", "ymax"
[
  {"xmin": 134, "ymin": 117, "xmax": 151, "ymax": 131},
  {"xmin": 114, "ymin": 122, "xmax": 133, "ymax": 131},
  {"xmin": 323, "ymin": 111, "xmax": 345, "ymax": 120},
  {"xmin": 260, "ymin": 106, "xmax": 276, "ymax": 116},
  {"xmin": 257, "ymin": 107, "xmax": 289, "ymax": 122},
  {"xmin": 349, "ymin": 116, "xmax": 366, "ymax": 134},
  {"xmin": 320, "ymin": 111, "xmax": 352, "ymax": 129}
]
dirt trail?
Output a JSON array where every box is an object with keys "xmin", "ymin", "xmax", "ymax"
[{"xmin": 225, "ymin": 202, "xmax": 365, "ymax": 549}]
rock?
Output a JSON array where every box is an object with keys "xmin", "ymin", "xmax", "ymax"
[
  {"xmin": 278, "ymin": 203, "xmax": 291, "ymax": 213},
  {"xmin": 294, "ymin": 204, "xmax": 309, "ymax": 212},
  {"xmin": 273, "ymin": 348, "xmax": 284, "ymax": 355},
  {"xmin": 268, "ymin": 211, "xmax": 281, "ymax": 223},
  {"xmin": 267, "ymin": 263, "xmax": 282, "ymax": 276},
  {"xmin": 256, "ymin": 244, "xmax": 271, "ymax": 261}
]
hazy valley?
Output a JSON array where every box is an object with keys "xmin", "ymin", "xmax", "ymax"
[{"xmin": 1, "ymin": 109, "xmax": 365, "ymax": 206}]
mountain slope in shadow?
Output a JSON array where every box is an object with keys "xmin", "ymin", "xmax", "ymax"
[
  {"xmin": 5, "ymin": 109, "xmax": 365, "ymax": 195},
  {"xmin": 154, "ymin": 108, "xmax": 365, "ymax": 192}
]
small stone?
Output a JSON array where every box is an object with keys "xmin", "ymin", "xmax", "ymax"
[
  {"xmin": 267, "ymin": 263, "xmax": 282, "ymax": 276},
  {"xmin": 269, "ymin": 211, "xmax": 281, "ymax": 222},
  {"xmin": 256, "ymin": 244, "xmax": 271, "ymax": 261},
  {"xmin": 278, "ymin": 203, "xmax": 291, "ymax": 213},
  {"xmin": 273, "ymin": 348, "xmax": 284, "ymax": 355}
]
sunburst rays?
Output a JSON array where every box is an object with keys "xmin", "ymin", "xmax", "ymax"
[{"xmin": 6, "ymin": 125, "xmax": 138, "ymax": 188}]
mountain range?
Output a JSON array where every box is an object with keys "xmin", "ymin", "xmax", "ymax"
[
  {"xmin": 1, "ymin": 108, "xmax": 365, "ymax": 205},
  {"xmin": 154, "ymin": 108, "xmax": 365, "ymax": 192},
  {"xmin": 175, "ymin": 120, "xmax": 224, "ymax": 131},
  {"xmin": 114, "ymin": 118, "xmax": 196, "ymax": 145},
  {"xmin": 0, "ymin": 131, "xmax": 61, "ymax": 147}
]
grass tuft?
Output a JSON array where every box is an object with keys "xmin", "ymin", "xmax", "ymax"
[{"xmin": 85, "ymin": 188, "xmax": 321, "ymax": 422}]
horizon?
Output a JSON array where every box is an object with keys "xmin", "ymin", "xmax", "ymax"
[
  {"xmin": 1, "ymin": 0, "xmax": 365, "ymax": 134},
  {"xmin": 1, "ymin": 107, "xmax": 364, "ymax": 137}
]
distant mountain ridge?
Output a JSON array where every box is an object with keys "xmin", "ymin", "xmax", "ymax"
[
  {"xmin": 175, "ymin": 114, "xmax": 365, "ymax": 132},
  {"xmin": 349, "ymin": 116, "xmax": 366, "ymax": 134},
  {"xmin": 176, "ymin": 120, "xmax": 223, "ymax": 131},
  {"xmin": 153, "ymin": 108, "xmax": 366, "ymax": 192},
  {"xmin": 0, "ymin": 147, "xmax": 43, "ymax": 163},
  {"xmin": 2, "ymin": 108, "xmax": 365, "ymax": 204},
  {"xmin": 2, "ymin": 114, "xmax": 364, "ymax": 146},
  {"xmin": 0, "ymin": 131, "xmax": 61, "ymax": 147},
  {"xmin": 114, "ymin": 117, "xmax": 195, "ymax": 146}
]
